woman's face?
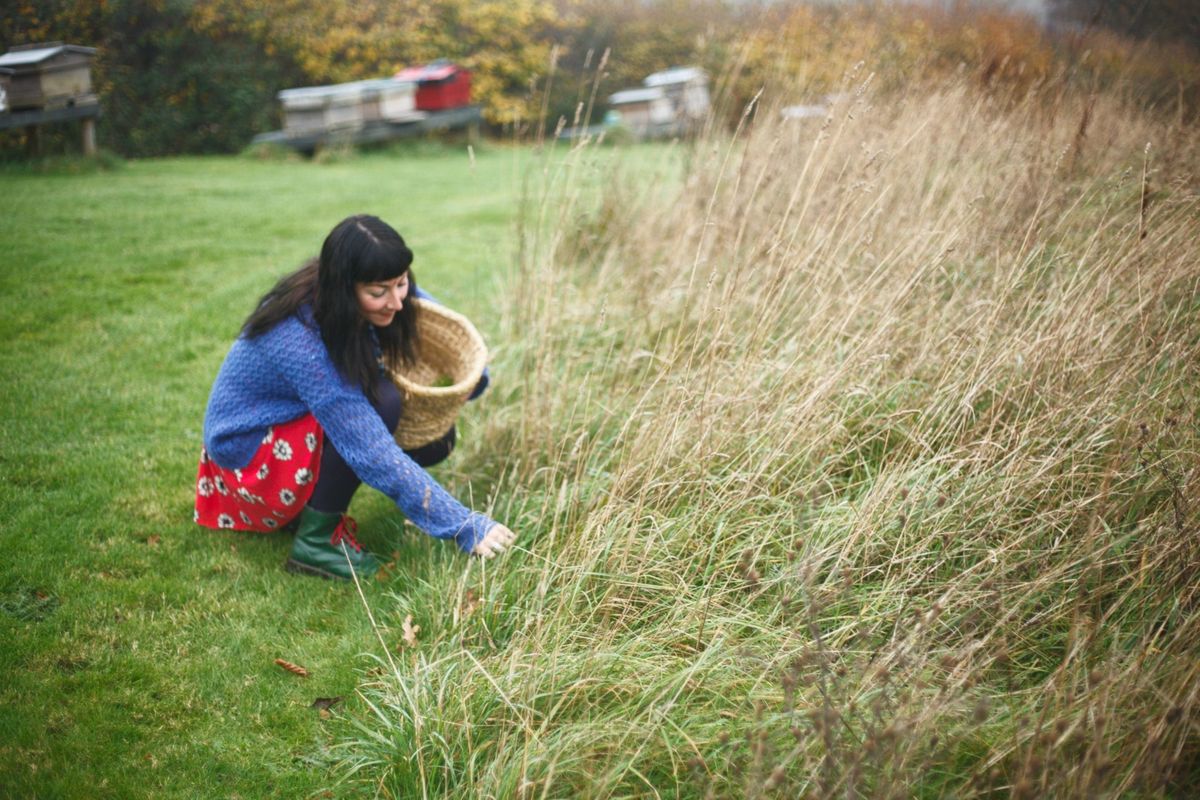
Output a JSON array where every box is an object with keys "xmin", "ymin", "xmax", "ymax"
[{"xmin": 355, "ymin": 272, "xmax": 410, "ymax": 327}]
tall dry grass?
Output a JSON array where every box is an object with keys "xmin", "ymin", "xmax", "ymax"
[{"xmin": 344, "ymin": 69, "xmax": 1199, "ymax": 798}]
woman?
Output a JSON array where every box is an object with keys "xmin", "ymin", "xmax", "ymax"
[{"xmin": 194, "ymin": 214, "xmax": 515, "ymax": 580}]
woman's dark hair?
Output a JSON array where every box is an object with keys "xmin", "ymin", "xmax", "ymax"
[{"xmin": 242, "ymin": 215, "xmax": 421, "ymax": 398}]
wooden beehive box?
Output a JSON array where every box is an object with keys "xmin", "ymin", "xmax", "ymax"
[
  {"xmin": 356, "ymin": 78, "xmax": 421, "ymax": 123},
  {"xmin": 395, "ymin": 61, "xmax": 471, "ymax": 111},
  {"xmin": 643, "ymin": 66, "xmax": 710, "ymax": 126},
  {"xmin": 0, "ymin": 42, "xmax": 97, "ymax": 111},
  {"xmin": 277, "ymin": 83, "xmax": 367, "ymax": 134},
  {"xmin": 607, "ymin": 87, "xmax": 673, "ymax": 137},
  {"xmin": 0, "ymin": 67, "xmax": 12, "ymax": 113}
]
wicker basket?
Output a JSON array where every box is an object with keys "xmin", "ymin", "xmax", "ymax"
[{"xmin": 387, "ymin": 298, "xmax": 488, "ymax": 449}]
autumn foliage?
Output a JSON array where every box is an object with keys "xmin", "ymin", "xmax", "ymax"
[
  {"xmin": 1, "ymin": 0, "xmax": 1196, "ymax": 156},
  {"xmin": 1, "ymin": 0, "xmax": 558, "ymax": 155}
]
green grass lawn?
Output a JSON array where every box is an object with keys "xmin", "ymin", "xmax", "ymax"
[{"xmin": 0, "ymin": 142, "xmax": 548, "ymax": 799}]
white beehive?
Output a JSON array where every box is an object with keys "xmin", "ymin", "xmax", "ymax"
[
  {"xmin": 356, "ymin": 78, "xmax": 421, "ymax": 123},
  {"xmin": 278, "ymin": 83, "xmax": 367, "ymax": 134}
]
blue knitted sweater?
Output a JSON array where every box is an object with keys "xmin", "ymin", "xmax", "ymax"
[{"xmin": 202, "ymin": 290, "xmax": 494, "ymax": 553}]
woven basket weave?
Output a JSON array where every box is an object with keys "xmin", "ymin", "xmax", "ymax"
[{"xmin": 387, "ymin": 298, "xmax": 488, "ymax": 449}]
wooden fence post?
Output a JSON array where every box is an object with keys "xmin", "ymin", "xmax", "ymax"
[{"xmin": 82, "ymin": 117, "xmax": 96, "ymax": 155}]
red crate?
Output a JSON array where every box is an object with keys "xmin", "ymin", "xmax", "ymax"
[{"xmin": 395, "ymin": 60, "xmax": 471, "ymax": 111}]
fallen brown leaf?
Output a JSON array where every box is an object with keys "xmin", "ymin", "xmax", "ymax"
[
  {"xmin": 401, "ymin": 614, "xmax": 420, "ymax": 648},
  {"xmin": 274, "ymin": 658, "xmax": 309, "ymax": 677},
  {"xmin": 461, "ymin": 588, "xmax": 481, "ymax": 617}
]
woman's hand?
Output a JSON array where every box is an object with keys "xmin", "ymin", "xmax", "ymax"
[{"xmin": 472, "ymin": 524, "xmax": 516, "ymax": 558}]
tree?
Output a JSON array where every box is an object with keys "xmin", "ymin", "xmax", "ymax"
[
  {"xmin": 1051, "ymin": 0, "xmax": 1200, "ymax": 51},
  {"xmin": 256, "ymin": 0, "xmax": 559, "ymax": 126}
]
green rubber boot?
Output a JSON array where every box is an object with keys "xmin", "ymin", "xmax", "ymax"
[{"xmin": 284, "ymin": 507, "xmax": 380, "ymax": 581}]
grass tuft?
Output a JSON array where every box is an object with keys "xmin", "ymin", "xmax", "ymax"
[{"xmin": 342, "ymin": 71, "xmax": 1200, "ymax": 797}]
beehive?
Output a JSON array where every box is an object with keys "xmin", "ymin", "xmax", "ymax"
[
  {"xmin": 394, "ymin": 61, "xmax": 471, "ymax": 111},
  {"xmin": 355, "ymin": 79, "xmax": 421, "ymax": 123},
  {"xmin": 0, "ymin": 42, "xmax": 97, "ymax": 111},
  {"xmin": 277, "ymin": 83, "xmax": 366, "ymax": 134},
  {"xmin": 0, "ymin": 67, "xmax": 13, "ymax": 113}
]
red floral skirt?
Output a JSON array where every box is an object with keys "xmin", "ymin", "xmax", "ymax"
[{"xmin": 194, "ymin": 415, "xmax": 324, "ymax": 532}]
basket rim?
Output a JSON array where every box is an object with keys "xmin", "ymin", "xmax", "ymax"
[{"xmin": 388, "ymin": 297, "xmax": 487, "ymax": 397}]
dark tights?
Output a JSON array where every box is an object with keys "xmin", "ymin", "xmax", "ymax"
[{"xmin": 307, "ymin": 378, "xmax": 456, "ymax": 514}]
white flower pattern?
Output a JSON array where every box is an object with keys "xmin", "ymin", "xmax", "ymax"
[{"xmin": 197, "ymin": 421, "xmax": 321, "ymax": 533}]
